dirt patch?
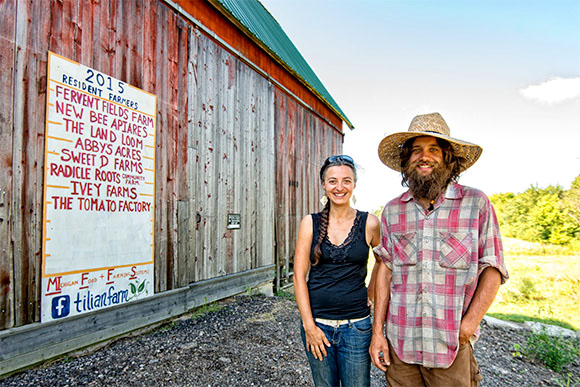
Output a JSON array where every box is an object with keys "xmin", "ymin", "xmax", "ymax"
[{"xmin": 1, "ymin": 295, "xmax": 578, "ymax": 386}]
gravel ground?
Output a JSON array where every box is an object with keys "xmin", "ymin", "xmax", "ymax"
[{"xmin": 1, "ymin": 295, "xmax": 578, "ymax": 386}]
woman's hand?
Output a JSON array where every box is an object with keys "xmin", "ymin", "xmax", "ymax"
[{"xmin": 303, "ymin": 322, "xmax": 331, "ymax": 360}]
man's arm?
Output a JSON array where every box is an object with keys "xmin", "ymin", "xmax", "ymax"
[
  {"xmin": 369, "ymin": 262, "xmax": 392, "ymax": 371},
  {"xmin": 366, "ymin": 214, "xmax": 382, "ymax": 305},
  {"xmin": 459, "ymin": 266, "xmax": 501, "ymax": 345}
]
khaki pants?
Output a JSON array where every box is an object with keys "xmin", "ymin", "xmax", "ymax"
[{"xmin": 385, "ymin": 341, "xmax": 482, "ymax": 387}]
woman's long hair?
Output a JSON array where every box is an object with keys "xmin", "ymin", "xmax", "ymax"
[
  {"xmin": 312, "ymin": 157, "xmax": 356, "ymax": 265},
  {"xmin": 312, "ymin": 199, "xmax": 331, "ymax": 266}
]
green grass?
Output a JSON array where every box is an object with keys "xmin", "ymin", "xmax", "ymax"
[
  {"xmin": 190, "ymin": 300, "xmax": 223, "ymax": 320},
  {"xmin": 520, "ymin": 327, "xmax": 580, "ymax": 372},
  {"xmin": 487, "ymin": 238, "xmax": 580, "ymax": 330},
  {"xmin": 275, "ymin": 288, "xmax": 295, "ymax": 300},
  {"xmin": 554, "ymin": 373, "xmax": 580, "ymax": 387}
]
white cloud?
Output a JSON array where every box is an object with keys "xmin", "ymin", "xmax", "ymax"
[{"xmin": 520, "ymin": 77, "xmax": 580, "ymax": 104}]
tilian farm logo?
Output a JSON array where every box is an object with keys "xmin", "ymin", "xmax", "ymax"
[
  {"xmin": 127, "ymin": 278, "xmax": 149, "ymax": 301},
  {"xmin": 50, "ymin": 279, "xmax": 150, "ymax": 319}
]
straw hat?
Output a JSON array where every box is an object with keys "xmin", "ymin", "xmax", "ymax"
[{"xmin": 377, "ymin": 112, "xmax": 483, "ymax": 173}]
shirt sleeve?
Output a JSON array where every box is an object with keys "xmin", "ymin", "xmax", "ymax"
[
  {"xmin": 478, "ymin": 196, "xmax": 509, "ymax": 284},
  {"xmin": 373, "ymin": 207, "xmax": 393, "ymax": 270}
]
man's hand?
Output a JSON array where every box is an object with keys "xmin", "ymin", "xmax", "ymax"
[
  {"xmin": 459, "ymin": 267, "xmax": 502, "ymax": 345},
  {"xmin": 370, "ymin": 262, "xmax": 392, "ymax": 371},
  {"xmin": 458, "ymin": 317, "xmax": 478, "ymax": 345},
  {"xmin": 369, "ymin": 333, "xmax": 390, "ymax": 371}
]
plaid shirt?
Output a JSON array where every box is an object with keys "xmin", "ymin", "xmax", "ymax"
[{"xmin": 374, "ymin": 182, "xmax": 508, "ymax": 368}]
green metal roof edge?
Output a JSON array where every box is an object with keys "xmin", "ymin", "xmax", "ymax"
[{"xmin": 212, "ymin": 0, "xmax": 354, "ymax": 129}]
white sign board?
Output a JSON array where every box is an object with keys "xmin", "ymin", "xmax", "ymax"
[{"xmin": 41, "ymin": 52, "xmax": 156, "ymax": 322}]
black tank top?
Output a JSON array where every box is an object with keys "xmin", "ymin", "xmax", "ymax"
[{"xmin": 308, "ymin": 210, "xmax": 370, "ymax": 319}]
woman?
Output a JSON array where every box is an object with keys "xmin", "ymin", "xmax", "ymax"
[{"xmin": 294, "ymin": 155, "xmax": 382, "ymax": 387}]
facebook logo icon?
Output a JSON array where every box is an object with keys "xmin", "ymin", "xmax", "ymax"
[{"xmin": 51, "ymin": 295, "xmax": 70, "ymax": 319}]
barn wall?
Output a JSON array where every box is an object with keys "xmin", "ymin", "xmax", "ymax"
[
  {"xmin": 183, "ymin": 27, "xmax": 275, "ymax": 286},
  {"xmin": 0, "ymin": 0, "xmax": 348, "ymax": 374},
  {"xmin": 0, "ymin": 0, "xmax": 277, "ymax": 330},
  {"xmin": 274, "ymin": 88, "xmax": 344, "ymax": 287},
  {"xmin": 0, "ymin": 0, "xmax": 189, "ymax": 329},
  {"xmin": 173, "ymin": 0, "xmax": 344, "ymax": 132}
]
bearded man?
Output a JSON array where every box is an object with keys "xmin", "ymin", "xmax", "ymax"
[{"xmin": 369, "ymin": 113, "xmax": 508, "ymax": 386}]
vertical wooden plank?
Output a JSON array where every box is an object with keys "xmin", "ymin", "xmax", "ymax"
[
  {"xmin": 222, "ymin": 52, "xmax": 237, "ymax": 275},
  {"xmin": 204, "ymin": 37, "xmax": 217, "ymax": 280},
  {"xmin": 142, "ymin": 0, "xmax": 157, "ymax": 95},
  {"xmin": 154, "ymin": 3, "xmax": 167, "ymax": 290},
  {"xmin": 153, "ymin": 2, "xmax": 171, "ymax": 292},
  {"xmin": 163, "ymin": 12, "xmax": 189, "ymax": 289},
  {"xmin": 258, "ymin": 81, "xmax": 275, "ymax": 268},
  {"xmin": 176, "ymin": 200, "xmax": 189, "ymax": 286},
  {"xmin": 264, "ymin": 79, "xmax": 276, "ymax": 268},
  {"xmin": 231, "ymin": 59, "xmax": 241, "ymax": 275},
  {"xmin": 242, "ymin": 68, "xmax": 252, "ymax": 271},
  {"xmin": 194, "ymin": 35, "xmax": 205, "ymax": 281},
  {"xmin": 195, "ymin": 34, "xmax": 216, "ymax": 281},
  {"xmin": 73, "ymin": 0, "xmax": 95, "ymax": 67},
  {"xmin": 92, "ymin": 0, "xmax": 115, "ymax": 75},
  {"xmin": 48, "ymin": 0, "xmax": 75, "ymax": 59},
  {"xmin": 188, "ymin": 27, "xmax": 201, "ymax": 283},
  {"xmin": 166, "ymin": 5, "xmax": 179, "ymax": 291},
  {"xmin": 186, "ymin": 144, "xmax": 197, "ymax": 283},
  {"xmin": 274, "ymin": 89, "xmax": 289, "ymax": 283},
  {"xmin": 129, "ymin": 0, "xmax": 145, "ymax": 89},
  {"xmin": 0, "ymin": 0, "xmax": 16, "ymax": 329},
  {"xmin": 190, "ymin": 28, "xmax": 206, "ymax": 283},
  {"xmin": 241, "ymin": 65, "xmax": 254, "ymax": 272},
  {"xmin": 142, "ymin": 0, "xmax": 160, "ymax": 291},
  {"xmin": 220, "ymin": 47, "xmax": 234, "ymax": 275},
  {"xmin": 13, "ymin": 0, "xmax": 53, "ymax": 326},
  {"xmin": 238, "ymin": 65, "xmax": 249, "ymax": 273},
  {"xmin": 213, "ymin": 45, "xmax": 227, "ymax": 276},
  {"xmin": 175, "ymin": 23, "xmax": 189, "ymax": 202},
  {"xmin": 250, "ymin": 69, "xmax": 260, "ymax": 269},
  {"xmin": 12, "ymin": 0, "xmax": 31, "ymax": 328},
  {"xmin": 297, "ymin": 106, "xmax": 306, "ymax": 222},
  {"xmin": 173, "ymin": 23, "xmax": 190, "ymax": 288},
  {"xmin": 113, "ymin": 0, "xmax": 130, "ymax": 82}
]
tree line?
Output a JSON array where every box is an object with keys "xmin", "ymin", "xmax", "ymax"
[{"xmin": 490, "ymin": 175, "xmax": 580, "ymax": 247}]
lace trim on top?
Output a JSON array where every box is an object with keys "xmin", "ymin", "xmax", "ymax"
[{"xmin": 323, "ymin": 210, "xmax": 364, "ymax": 263}]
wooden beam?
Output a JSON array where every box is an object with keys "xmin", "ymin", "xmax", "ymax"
[{"xmin": 0, "ymin": 265, "xmax": 274, "ymax": 377}]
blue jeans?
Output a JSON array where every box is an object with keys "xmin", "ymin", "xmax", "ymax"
[{"xmin": 300, "ymin": 316, "xmax": 372, "ymax": 387}]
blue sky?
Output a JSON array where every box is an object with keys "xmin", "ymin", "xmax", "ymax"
[{"xmin": 260, "ymin": 0, "xmax": 580, "ymax": 211}]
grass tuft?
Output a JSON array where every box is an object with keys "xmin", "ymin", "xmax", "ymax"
[
  {"xmin": 513, "ymin": 327, "xmax": 580, "ymax": 372},
  {"xmin": 275, "ymin": 289, "xmax": 295, "ymax": 300},
  {"xmin": 191, "ymin": 300, "xmax": 223, "ymax": 320}
]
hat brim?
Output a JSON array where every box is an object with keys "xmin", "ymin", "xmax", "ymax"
[{"xmin": 378, "ymin": 132, "xmax": 483, "ymax": 173}]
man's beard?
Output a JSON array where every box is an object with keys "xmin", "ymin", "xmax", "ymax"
[{"xmin": 404, "ymin": 160, "xmax": 453, "ymax": 201}]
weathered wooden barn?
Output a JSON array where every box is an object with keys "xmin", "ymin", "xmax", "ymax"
[{"xmin": 0, "ymin": 0, "xmax": 353, "ymax": 375}]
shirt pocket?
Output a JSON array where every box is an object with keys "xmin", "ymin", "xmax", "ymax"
[
  {"xmin": 439, "ymin": 232, "xmax": 472, "ymax": 269},
  {"xmin": 392, "ymin": 232, "xmax": 418, "ymax": 266}
]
